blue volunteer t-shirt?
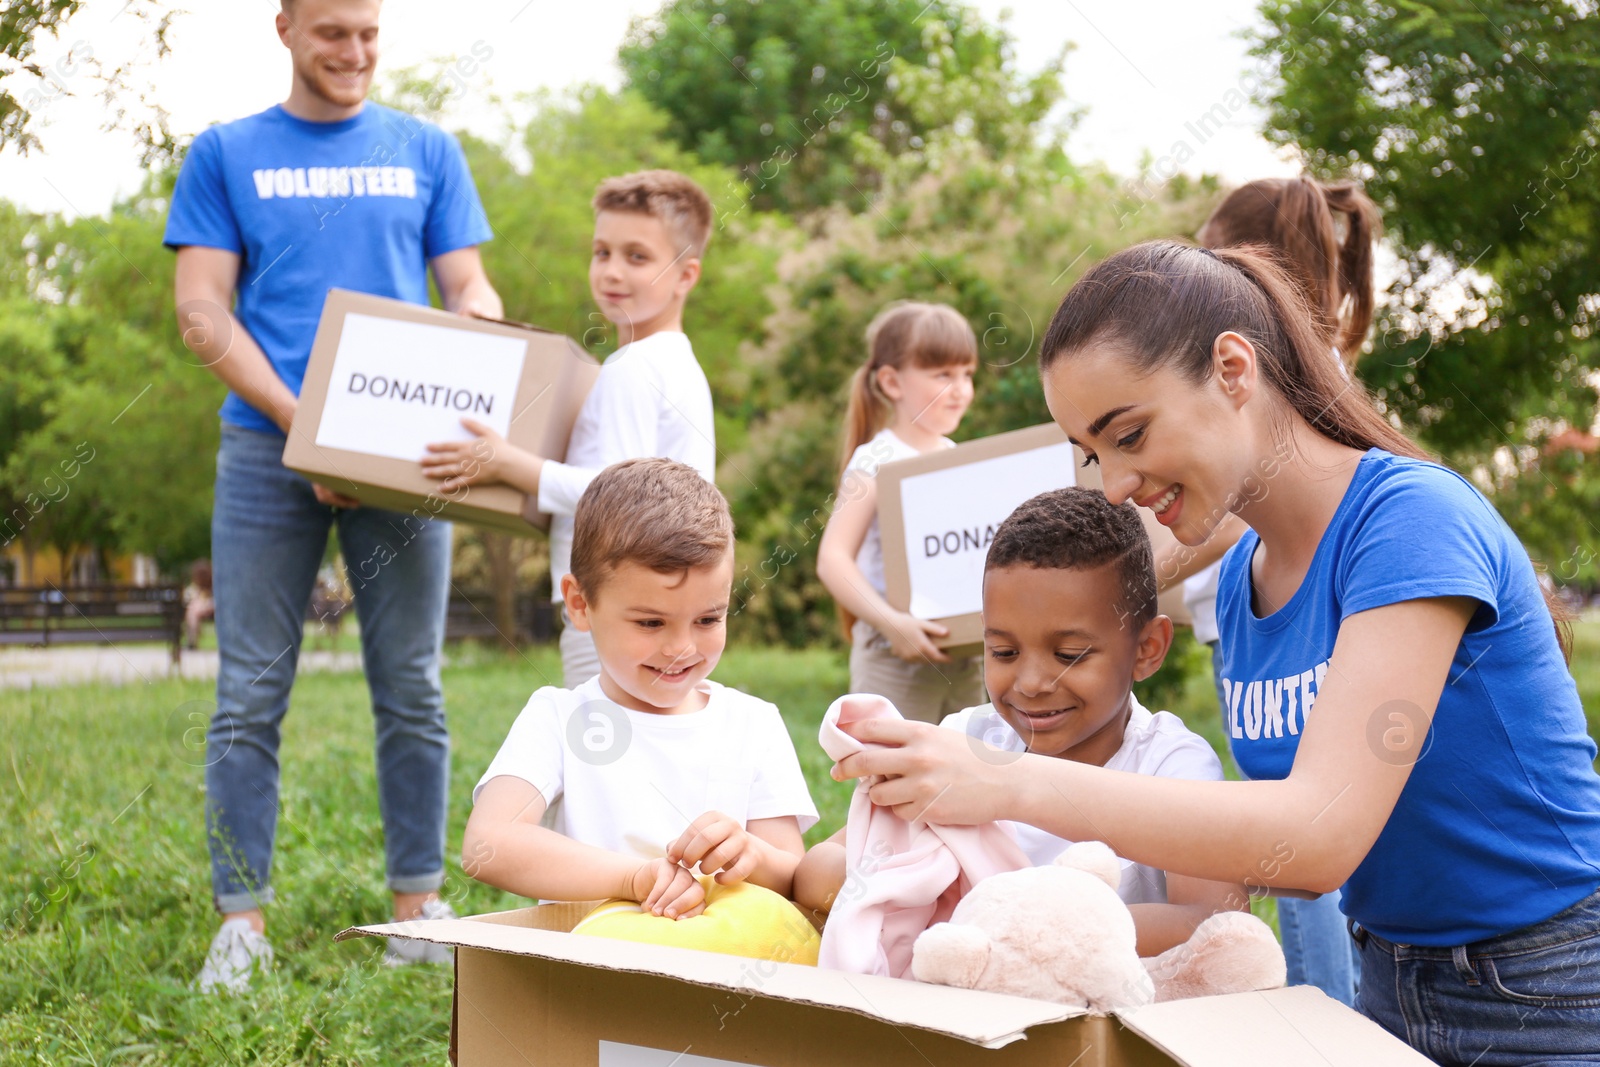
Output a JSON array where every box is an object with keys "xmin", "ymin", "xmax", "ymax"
[
  {"xmin": 164, "ymin": 103, "xmax": 493, "ymax": 433},
  {"xmin": 1216, "ymin": 449, "xmax": 1600, "ymax": 946}
]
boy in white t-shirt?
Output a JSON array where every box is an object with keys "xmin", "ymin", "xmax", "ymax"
[
  {"xmin": 422, "ymin": 170, "xmax": 718, "ymax": 686},
  {"xmin": 464, "ymin": 459, "xmax": 817, "ymax": 918},
  {"xmin": 797, "ymin": 488, "xmax": 1247, "ymax": 956}
]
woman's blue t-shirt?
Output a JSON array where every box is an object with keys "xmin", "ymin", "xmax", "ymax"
[{"xmin": 1215, "ymin": 449, "xmax": 1600, "ymax": 946}]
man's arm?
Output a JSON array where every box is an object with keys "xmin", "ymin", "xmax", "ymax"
[
  {"xmin": 174, "ymin": 245, "xmax": 359, "ymax": 507},
  {"xmin": 431, "ymin": 246, "xmax": 503, "ymax": 320},
  {"xmin": 173, "ymin": 246, "xmax": 298, "ymax": 434}
]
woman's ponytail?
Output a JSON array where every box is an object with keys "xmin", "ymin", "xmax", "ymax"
[
  {"xmin": 1039, "ymin": 241, "xmax": 1421, "ymax": 463},
  {"xmin": 1215, "ymin": 245, "xmax": 1423, "ymax": 461}
]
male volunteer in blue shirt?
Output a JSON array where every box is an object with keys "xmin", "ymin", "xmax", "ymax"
[{"xmin": 165, "ymin": 0, "xmax": 503, "ymax": 993}]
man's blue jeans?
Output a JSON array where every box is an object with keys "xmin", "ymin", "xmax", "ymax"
[
  {"xmin": 1209, "ymin": 640, "xmax": 1357, "ymax": 1006},
  {"xmin": 206, "ymin": 425, "xmax": 451, "ymax": 913},
  {"xmin": 1352, "ymin": 886, "xmax": 1600, "ymax": 1064}
]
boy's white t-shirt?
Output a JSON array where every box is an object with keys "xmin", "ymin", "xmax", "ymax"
[
  {"xmin": 940, "ymin": 696, "xmax": 1223, "ymax": 905},
  {"xmin": 537, "ymin": 331, "xmax": 716, "ymax": 600},
  {"xmin": 844, "ymin": 428, "xmax": 954, "ymax": 596},
  {"xmin": 474, "ymin": 676, "xmax": 819, "ymax": 860},
  {"xmin": 1183, "ymin": 562, "xmax": 1221, "ymax": 645}
]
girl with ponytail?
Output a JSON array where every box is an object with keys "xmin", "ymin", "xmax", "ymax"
[
  {"xmin": 816, "ymin": 302, "xmax": 984, "ymax": 724},
  {"xmin": 832, "ymin": 242, "xmax": 1600, "ymax": 1063},
  {"xmin": 1198, "ymin": 176, "xmax": 1380, "ymax": 370}
]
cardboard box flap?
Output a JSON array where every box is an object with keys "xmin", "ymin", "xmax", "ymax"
[
  {"xmin": 1116, "ymin": 986, "xmax": 1434, "ymax": 1066},
  {"xmin": 337, "ymin": 918, "xmax": 1083, "ymax": 1049}
]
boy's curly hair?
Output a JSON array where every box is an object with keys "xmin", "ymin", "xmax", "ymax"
[{"xmin": 986, "ymin": 487, "xmax": 1157, "ymax": 625}]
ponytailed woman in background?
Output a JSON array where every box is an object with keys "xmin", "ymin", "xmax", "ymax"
[
  {"xmin": 1164, "ymin": 177, "xmax": 1383, "ymax": 1007},
  {"xmin": 816, "ymin": 302, "xmax": 985, "ymax": 725},
  {"xmin": 834, "ymin": 240, "xmax": 1600, "ymax": 1065}
]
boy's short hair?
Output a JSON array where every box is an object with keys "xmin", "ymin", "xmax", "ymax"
[
  {"xmin": 986, "ymin": 488, "xmax": 1158, "ymax": 626},
  {"xmin": 570, "ymin": 458, "xmax": 732, "ymax": 601},
  {"xmin": 592, "ymin": 169, "xmax": 714, "ymax": 259}
]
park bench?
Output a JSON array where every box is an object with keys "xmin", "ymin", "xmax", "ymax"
[
  {"xmin": 445, "ymin": 589, "xmax": 557, "ymax": 645},
  {"xmin": 0, "ymin": 584, "xmax": 184, "ymax": 663}
]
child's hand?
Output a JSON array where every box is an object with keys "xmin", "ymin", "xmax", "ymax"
[
  {"xmin": 668, "ymin": 812, "xmax": 763, "ymax": 886},
  {"xmin": 423, "ymin": 417, "xmax": 549, "ymax": 495},
  {"xmin": 882, "ymin": 610, "xmax": 952, "ymax": 665},
  {"xmin": 631, "ymin": 857, "xmax": 706, "ymax": 920}
]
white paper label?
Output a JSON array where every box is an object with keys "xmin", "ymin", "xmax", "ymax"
[
  {"xmin": 313, "ymin": 312, "xmax": 526, "ymax": 462},
  {"xmin": 898, "ymin": 442, "xmax": 1077, "ymax": 619},
  {"xmin": 599, "ymin": 1041, "xmax": 763, "ymax": 1067}
]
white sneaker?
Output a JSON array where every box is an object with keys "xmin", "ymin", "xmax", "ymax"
[
  {"xmin": 384, "ymin": 898, "xmax": 457, "ymax": 966},
  {"xmin": 195, "ymin": 917, "xmax": 274, "ymax": 994}
]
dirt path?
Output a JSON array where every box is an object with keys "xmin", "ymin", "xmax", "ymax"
[{"xmin": 0, "ymin": 644, "xmax": 364, "ymax": 689}]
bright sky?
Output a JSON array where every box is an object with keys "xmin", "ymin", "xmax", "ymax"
[{"xmin": 0, "ymin": 0, "xmax": 1297, "ymax": 219}]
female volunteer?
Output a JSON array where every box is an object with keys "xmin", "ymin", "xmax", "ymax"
[{"xmin": 835, "ymin": 240, "xmax": 1600, "ymax": 1065}]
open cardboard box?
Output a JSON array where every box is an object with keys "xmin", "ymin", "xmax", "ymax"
[
  {"xmin": 876, "ymin": 424, "xmax": 1192, "ymax": 657},
  {"xmin": 283, "ymin": 289, "xmax": 600, "ymax": 535},
  {"xmin": 338, "ymin": 903, "xmax": 1428, "ymax": 1066}
]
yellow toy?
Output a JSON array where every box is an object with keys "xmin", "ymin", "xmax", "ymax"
[{"xmin": 573, "ymin": 878, "xmax": 820, "ymax": 966}]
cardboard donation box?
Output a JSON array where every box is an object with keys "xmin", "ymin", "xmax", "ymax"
[
  {"xmin": 337, "ymin": 904, "xmax": 1431, "ymax": 1066},
  {"xmin": 876, "ymin": 424, "xmax": 1190, "ymax": 655},
  {"xmin": 283, "ymin": 289, "xmax": 600, "ymax": 534}
]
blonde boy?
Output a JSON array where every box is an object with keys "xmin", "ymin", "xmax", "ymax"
[
  {"xmin": 464, "ymin": 459, "xmax": 816, "ymax": 918},
  {"xmin": 424, "ymin": 171, "xmax": 717, "ymax": 686}
]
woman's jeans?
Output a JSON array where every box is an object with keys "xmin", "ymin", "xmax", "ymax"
[
  {"xmin": 206, "ymin": 425, "xmax": 451, "ymax": 913},
  {"xmin": 1210, "ymin": 640, "xmax": 1357, "ymax": 1006},
  {"xmin": 1352, "ymin": 886, "xmax": 1600, "ymax": 1065}
]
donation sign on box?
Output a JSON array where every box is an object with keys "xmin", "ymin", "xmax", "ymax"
[
  {"xmin": 876, "ymin": 424, "xmax": 1077, "ymax": 654},
  {"xmin": 877, "ymin": 423, "xmax": 1190, "ymax": 655},
  {"xmin": 282, "ymin": 289, "xmax": 599, "ymax": 535},
  {"xmin": 312, "ymin": 312, "xmax": 527, "ymax": 462}
]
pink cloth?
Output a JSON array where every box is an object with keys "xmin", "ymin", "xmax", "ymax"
[{"xmin": 817, "ymin": 693, "xmax": 1028, "ymax": 978}]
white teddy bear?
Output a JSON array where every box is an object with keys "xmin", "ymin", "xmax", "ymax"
[{"xmin": 911, "ymin": 841, "xmax": 1287, "ymax": 1012}]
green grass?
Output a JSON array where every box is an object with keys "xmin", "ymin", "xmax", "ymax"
[{"xmin": 2, "ymin": 626, "xmax": 1596, "ymax": 1064}]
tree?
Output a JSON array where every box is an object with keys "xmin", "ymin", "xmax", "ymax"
[
  {"xmin": 2, "ymin": 182, "xmax": 221, "ymax": 573},
  {"xmin": 0, "ymin": 0, "xmax": 77, "ymax": 152},
  {"xmin": 1254, "ymin": 0, "xmax": 1600, "ymax": 574},
  {"xmin": 0, "ymin": 0, "xmax": 176, "ymax": 163},
  {"xmin": 720, "ymin": 34, "xmax": 1212, "ymax": 642},
  {"xmin": 618, "ymin": 0, "xmax": 1066, "ymax": 213}
]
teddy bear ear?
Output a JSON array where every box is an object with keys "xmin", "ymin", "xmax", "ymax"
[
  {"xmin": 911, "ymin": 922, "xmax": 991, "ymax": 989},
  {"xmin": 1053, "ymin": 841, "xmax": 1122, "ymax": 891}
]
